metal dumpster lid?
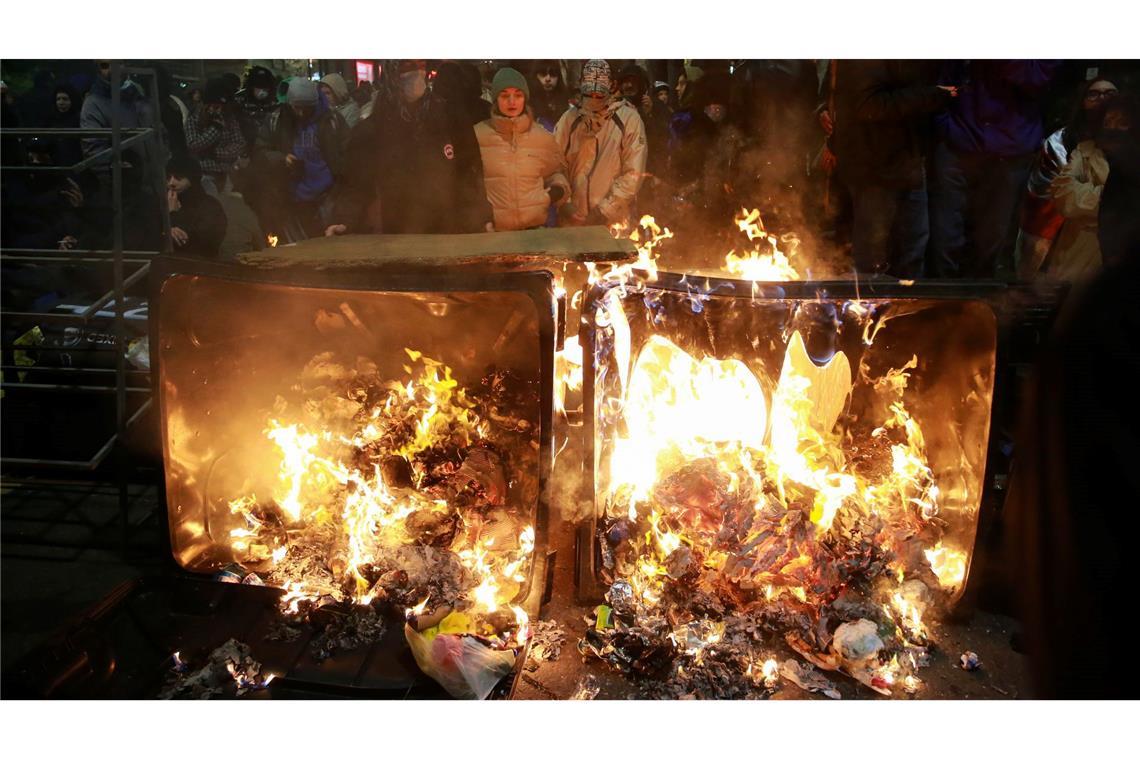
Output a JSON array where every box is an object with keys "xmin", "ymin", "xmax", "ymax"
[{"xmin": 237, "ymin": 227, "xmax": 637, "ymax": 270}]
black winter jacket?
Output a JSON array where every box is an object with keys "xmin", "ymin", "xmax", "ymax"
[
  {"xmin": 335, "ymin": 94, "xmax": 492, "ymax": 234},
  {"xmin": 827, "ymin": 60, "xmax": 952, "ymax": 189}
]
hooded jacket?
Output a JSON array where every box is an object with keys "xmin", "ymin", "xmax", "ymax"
[
  {"xmin": 554, "ymin": 99, "xmax": 647, "ymax": 223},
  {"xmin": 321, "ymin": 73, "xmax": 361, "ymax": 128},
  {"xmin": 255, "ymin": 93, "xmax": 349, "ymax": 200},
  {"xmin": 475, "ymin": 112, "xmax": 569, "ymax": 230},
  {"xmin": 79, "ymin": 75, "xmax": 157, "ymax": 179}
]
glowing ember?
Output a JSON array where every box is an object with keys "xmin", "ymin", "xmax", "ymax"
[{"xmin": 267, "ymin": 234, "xmax": 278, "ymax": 248}]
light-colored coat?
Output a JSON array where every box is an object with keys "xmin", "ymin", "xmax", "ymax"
[
  {"xmin": 1046, "ymin": 139, "xmax": 1110, "ymax": 280},
  {"xmin": 554, "ymin": 100, "xmax": 647, "ymax": 224},
  {"xmin": 475, "ymin": 113, "xmax": 569, "ymax": 231}
]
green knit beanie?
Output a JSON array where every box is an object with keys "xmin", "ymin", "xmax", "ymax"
[{"xmin": 492, "ymin": 67, "xmax": 529, "ymax": 101}]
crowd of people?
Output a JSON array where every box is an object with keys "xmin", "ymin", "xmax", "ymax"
[{"xmin": 2, "ymin": 59, "xmax": 1137, "ymax": 280}]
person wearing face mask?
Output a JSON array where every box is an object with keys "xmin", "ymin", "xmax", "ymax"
[
  {"xmin": 326, "ymin": 59, "xmax": 493, "ymax": 235},
  {"xmin": 235, "ymin": 66, "xmax": 281, "ymax": 148},
  {"xmin": 553, "ymin": 59, "xmax": 647, "ymax": 227},
  {"xmin": 1016, "ymin": 78, "xmax": 1119, "ymax": 278},
  {"xmin": 252, "ymin": 77, "xmax": 349, "ymax": 240},
  {"xmin": 528, "ymin": 60, "xmax": 570, "ymax": 131},
  {"xmin": 474, "ymin": 68, "xmax": 569, "ymax": 231}
]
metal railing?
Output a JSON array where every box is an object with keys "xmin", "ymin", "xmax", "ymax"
[{"xmin": 1, "ymin": 62, "xmax": 171, "ymax": 553}]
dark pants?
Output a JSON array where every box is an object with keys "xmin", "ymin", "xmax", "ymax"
[
  {"xmin": 845, "ymin": 178, "xmax": 929, "ymax": 278},
  {"xmin": 928, "ymin": 142, "xmax": 1033, "ymax": 278}
]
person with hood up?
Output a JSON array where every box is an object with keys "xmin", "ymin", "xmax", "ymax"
[
  {"xmin": 185, "ymin": 76, "xmax": 247, "ymax": 191},
  {"xmin": 80, "ymin": 61, "xmax": 158, "ymax": 185},
  {"xmin": 235, "ymin": 65, "xmax": 280, "ymax": 147},
  {"xmin": 474, "ymin": 68, "xmax": 569, "ymax": 231},
  {"xmin": 319, "ymin": 73, "xmax": 361, "ymax": 129},
  {"xmin": 528, "ymin": 60, "xmax": 570, "ymax": 131},
  {"xmin": 554, "ymin": 60, "xmax": 648, "ymax": 226},
  {"xmin": 48, "ymin": 83, "xmax": 83, "ymax": 167},
  {"xmin": 80, "ymin": 61, "xmax": 162, "ymax": 250},
  {"xmin": 253, "ymin": 77, "xmax": 349, "ymax": 240},
  {"xmin": 326, "ymin": 59, "xmax": 492, "ymax": 235},
  {"xmin": 165, "ymin": 155, "xmax": 226, "ymax": 259}
]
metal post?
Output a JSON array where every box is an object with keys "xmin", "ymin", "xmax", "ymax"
[{"xmin": 111, "ymin": 61, "xmax": 129, "ymax": 555}]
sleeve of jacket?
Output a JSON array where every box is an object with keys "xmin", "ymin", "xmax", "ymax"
[
  {"xmin": 253, "ymin": 112, "xmax": 288, "ymax": 169},
  {"xmin": 852, "ymin": 62, "xmax": 951, "ymax": 122},
  {"xmin": 1050, "ymin": 149, "xmax": 1102, "ymax": 220},
  {"xmin": 599, "ymin": 108, "xmax": 648, "ymax": 221},
  {"xmin": 185, "ymin": 115, "xmax": 222, "ymax": 157},
  {"xmin": 79, "ymin": 98, "xmax": 110, "ymax": 169},
  {"xmin": 329, "ymin": 120, "xmax": 377, "ymax": 233},
  {"xmin": 321, "ymin": 112, "xmax": 351, "ymax": 179},
  {"xmin": 540, "ymin": 133, "xmax": 571, "ymax": 203},
  {"xmin": 194, "ymin": 194, "xmax": 228, "ymax": 256},
  {"xmin": 454, "ymin": 117, "xmax": 494, "ymax": 230}
]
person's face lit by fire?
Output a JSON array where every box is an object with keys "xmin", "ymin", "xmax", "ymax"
[
  {"xmin": 675, "ymin": 73, "xmax": 688, "ymax": 100},
  {"xmin": 620, "ymin": 78, "xmax": 639, "ymax": 99},
  {"xmin": 537, "ymin": 69, "xmax": 559, "ymax": 93},
  {"xmin": 56, "ymin": 91, "xmax": 72, "ymax": 113},
  {"xmin": 497, "ymin": 86, "xmax": 526, "ymax": 118},
  {"xmin": 704, "ymin": 102, "xmax": 727, "ymax": 124},
  {"xmin": 656, "ymin": 88, "xmax": 670, "ymax": 107},
  {"xmin": 166, "ymin": 174, "xmax": 191, "ymax": 195}
]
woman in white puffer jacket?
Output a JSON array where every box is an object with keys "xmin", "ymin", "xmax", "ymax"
[{"xmin": 474, "ymin": 68, "xmax": 569, "ymax": 231}]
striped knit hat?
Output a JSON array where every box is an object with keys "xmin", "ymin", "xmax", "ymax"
[{"xmin": 579, "ymin": 59, "xmax": 611, "ymax": 97}]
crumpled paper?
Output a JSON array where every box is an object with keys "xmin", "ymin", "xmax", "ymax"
[{"xmin": 405, "ymin": 611, "xmax": 518, "ymax": 700}]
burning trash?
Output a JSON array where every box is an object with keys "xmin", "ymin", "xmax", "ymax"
[
  {"xmin": 576, "ymin": 235, "xmax": 997, "ymax": 698},
  {"xmin": 159, "ymin": 639, "xmax": 274, "ymax": 699}
]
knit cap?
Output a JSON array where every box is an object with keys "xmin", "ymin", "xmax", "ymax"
[
  {"xmin": 287, "ymin": 77, "xmax": 319, "ymax": 107},
  {"xmin": 492, "ymin": 67, "xmax": 529, "ymax": 100},
  {"xmin": 579, "ymin": 59, "xmax": 611, "ymax": 97}
]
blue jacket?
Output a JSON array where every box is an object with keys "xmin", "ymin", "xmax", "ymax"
[{"xmin": 936, "ymin": 60, "xmax": 1061, "ymax": 157}]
